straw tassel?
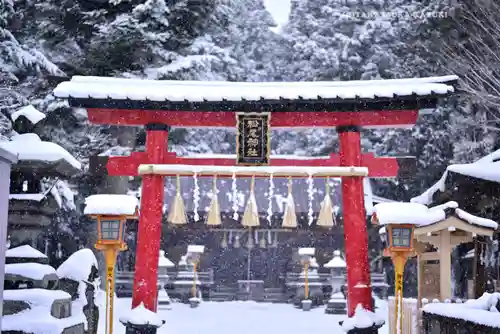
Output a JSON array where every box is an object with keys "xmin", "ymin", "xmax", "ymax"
[
  {"xmin": 167, "ymin": 175, "xmax": 187, "ymax": 225},
  {"xmin": 242, "ymin": 175, "xmax": 260, "ymax": 227},
  {"xmin": 206, "ymin": 175, "xmax": 222, "ymax": 226},
  {"xmin": 282, "ymin": 177, "xmax": 297, "ymax": 228},
  {"xmin": 317, "ymin": 176, "xmax": 336, "ymax": 227}
]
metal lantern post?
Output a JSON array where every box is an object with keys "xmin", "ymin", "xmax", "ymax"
[
  {"xmin": 186, "ymin": 245, "xmax": 205, "ymax": 308},
  {"xmin": 89, "ymin": 214, "xmax": 135, "ymax": 334},
  {"xmin": 298, "ymin": 247, "xmax": 315, "ymax": 311},
  {"xmin": 373, "ymin": 214, "xmax": 415, "ymax": 334}
]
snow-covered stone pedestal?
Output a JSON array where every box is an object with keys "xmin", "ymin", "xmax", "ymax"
[
  {"xmin": 189, "ymin": 297, "xmax": 201, "ymax": 308},
  {"xmin": 339, "ymin": 305, "xmax": 384, "ymax": 334},
  {"xmin": 57, "ymin": 248, "xmax": 100, "ymax": 334},
  {"xmin": 325, "ymin": 292, "xmax": 347, "ymax": 314},
  {"xmin": 301, "ymin": 299, "xmax": 312, "ymax": 311},
  {"xmin": 120, "ymin": 303, "xmax": 165, "ymax": 334}
]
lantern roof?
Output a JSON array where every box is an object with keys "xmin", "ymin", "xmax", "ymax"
[
  {"xmin": 84, "ymin": 194, "xmax": 139, "ymax": 216},
  {"xmin": 0, "ymin": 133, "xmax": 81, "ymax": 177},
  {"xmin": 53, "ymin": 75, "xmax": 457, "ymax": 113},
  {"xmin": 372, "ymin": 202, "xmax": 444, "ymax": 227},
  {"xmin": 324, "ymin": 251, "xmax": 346, "ymax": 268},
  {"xmin": 376, "ymin": 201, "xmax": 498, "ymax": 232}
]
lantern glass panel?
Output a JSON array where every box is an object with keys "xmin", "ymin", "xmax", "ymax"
[
  {"xmin": 391, "ymin": 227, "xmax": 411, "ymax": 247},
  {"xmin": 100, "ymin": 220, "xmax": 121, "ymax": 241}
]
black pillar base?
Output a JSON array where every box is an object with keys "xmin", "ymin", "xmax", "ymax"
[
  {"xmin": 123, "ymin": 322, "xmax": 164, "ymax": 334},
  {"xmin": 338, "ymin": 321, "xmax": 384, "ymax": 334}
]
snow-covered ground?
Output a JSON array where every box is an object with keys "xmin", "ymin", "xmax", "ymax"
[{"xmin": 99, "ymin": 296, "xmax": 389, "ymax": 334}]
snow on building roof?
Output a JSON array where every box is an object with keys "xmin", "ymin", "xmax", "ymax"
[
  {"xmin": 119, "ymin": 302, "xmax": 164, "ymax": 327},
  {"xmin": 412, "ymin": 149, "xmax": 500, "ymax": 205},
  {"xmin": 187, "ymin": 245, "xmax": 205, "ymax": 254},
  {"xmin": 455, "ymin": 208, "xmax": 498, "ymax": 230},
  {"xmin": 0, "ymin": 133, "xmax": 81, "ymax": 170},
  {"xmin": 373, "ymin": 202, "xmax": 445, "ymax": 227},
  {"xmin": 56, "ymin": 248, "xmax": 98, "ymax": 282},
  {"xmin": 375, "ymin": 201, "xmax": 498, "ymax": 230},
  {"xmin": 10, "ymin": 105, "xmax": 46, "ymax": 125},
  {"xmin": 84, "ymin": 194, "xmax": 139, "ymax": 216},
  {"xmin": 5, "ymin": 263, "xmax": 56, "ymax": 280},
  {"xmin": 53, "ymin": 75, "xmax": 457, "ymax": 103},
  {"xmin": 298, "ymin": 247, "xmax": 315, "ymax": 256},
  {"xmin": 158, "ymin": 250, "xmax": 175, "ymax": 267},
  {"xmin": 6, "ymin": 245, "xmax": 47, "ymax": 259}
]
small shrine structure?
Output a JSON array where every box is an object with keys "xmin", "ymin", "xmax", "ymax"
[{"xmin": 53, "ymin": 74, "xmax": 456, "ymax": 331}]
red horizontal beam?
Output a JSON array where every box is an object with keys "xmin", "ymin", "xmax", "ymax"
[
  {"xmin": 88, "ymin": 109, "xmax": 419, "ymax": 128},
  {"xmin": 105, "ymin": 152, "xmax": 399, "ymax": 177}
]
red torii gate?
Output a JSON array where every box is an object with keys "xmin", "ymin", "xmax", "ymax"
[{"xmin": 54, "ymin": 76, "xmax": 456, "ymax": 330}]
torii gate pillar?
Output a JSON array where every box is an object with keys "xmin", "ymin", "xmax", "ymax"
[
  {"xmin": 338, "ymin": 126, "xmax": 372, "ymax": 315},
  {"xmin": 131, "ymin": 124, "xmax": 169, "ymax": 311}
]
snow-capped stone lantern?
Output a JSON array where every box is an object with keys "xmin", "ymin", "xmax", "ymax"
[
  {"xmin": 325, "ymin": 250, "xmax": 347, "ymax": 292},
  {"xmin": 157, "ymin": 250, "xmax": 173, "ymax": 309},
  {"xmin": 324, "ymin": 250, "xmax": 347, "ymax": 315},
  {"xmin": 84, "ymin": 194, "xmax": 139, "ymax": 334},
  {"xmin": 186, "ymin": 245, "xmax": 204, "ymax": 308},
  {"xmin": 298, "ymin": 247, "xmax": 315, "ymax": 311}
]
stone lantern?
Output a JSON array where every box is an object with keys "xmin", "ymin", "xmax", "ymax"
[{"xmin": 324, "ymin": 250, "xmax": 347, "ymax": 314}]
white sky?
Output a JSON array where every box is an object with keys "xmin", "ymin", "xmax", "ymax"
[{"xmin": 263, "ymin": 0, "xmax": 291, "ymax": 29}]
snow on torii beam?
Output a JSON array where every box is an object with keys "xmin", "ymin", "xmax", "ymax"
[
  {"xmin": 90, "ymin": 153, "xmax": 415, "ymax": 178},
  {"xmin": 137, "ymin": 164, "xmax": 369, "ymax": 177}
]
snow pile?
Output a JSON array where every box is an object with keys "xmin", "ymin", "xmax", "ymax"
[
  {"xmin": 341, "ymin": 304, "xmax": 384, "ymax": 332},
  {"xmin": 0, "ymin": 133, "xmax": 81, "ymax": 170},
  {"xmin": 11, "ymin": 105, "xmax": 46, "ymax": 124},
  {"xmin": 4, "ymin": 288, "xmax": 70, "ymax": 305},
  {"xmin": 423, "ymin": 293, "xmax": 500, "ymax": 328},
  {"xmin": 56, "ymin": 248, "xmax": 98, "ymax": 282},
  {"xmin": 463, "ymin": 292, "xmax": 500, "ymax": 312},
  {"xmin": 84, "ymin": 194, "xmax": 139, "ymax": 216},
  {"xmin": 119, "ymin": 303, "xmax": 164, "ymax": 327},
  {"xmin": 373, "ymin": 202, "xmax": 444, "ymax": 226},
  {"xmin": 2, "ymin": 289, "xmax": 86, "ymax": 334},
  {"xmin": 5, "ymin": 263, "xmax": 56, "ymax": 280},
  {"xmin": 6, "ymin": 245, "xmax": 47, "ymax": 259}
]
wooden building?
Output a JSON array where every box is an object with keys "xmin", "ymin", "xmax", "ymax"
[{"xmin": 411, "ymin": 149, "xmax": 500, "ymax": 298}]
